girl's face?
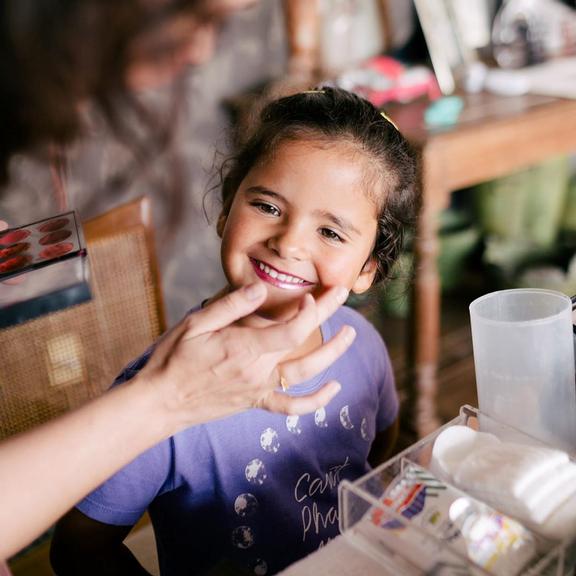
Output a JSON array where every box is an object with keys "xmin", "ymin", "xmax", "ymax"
[{"xmin": 219, "ymin": 139, "xmax": 380, "ymax": 322}]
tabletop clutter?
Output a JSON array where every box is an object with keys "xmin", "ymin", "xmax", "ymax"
[
  {"xmin": 338, "ymin": 408, "xmax": 576, "ymax": 576},
  {"xmin": 430, "ymin": 426, "xmax": 576, "ymax": 543},
  {"xmin": 335, "ymin": 289, "xmax": 576, "ymax": 575}
]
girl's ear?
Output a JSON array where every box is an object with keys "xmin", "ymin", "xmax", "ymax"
[
  {"xmin": 351, "ymin": 258, "xmax": 378, "ymax": 294},
  {"xmin": 216, "ymin": 212, "xmax": 228, "ymax": 238}
]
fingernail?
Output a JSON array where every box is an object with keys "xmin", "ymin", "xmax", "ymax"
[
  {"xmin": 335, "ymin": 287, "xmax": 349, "ymax": 304},
  {"xmin": 244, "ymin": 283, "xmax": 265, "ymax": 301},
  {"xmin": 343, "ymin": 326, "xmax": 356, "ymax": 344},
  {"xmin": 330, "ymin": 382, "xmax": 342, "ymax": 396}
]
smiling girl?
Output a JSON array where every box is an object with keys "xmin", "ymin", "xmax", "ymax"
[{"xmin": 52, "ymin": 87, "xmax": 418, "ymax": 576}]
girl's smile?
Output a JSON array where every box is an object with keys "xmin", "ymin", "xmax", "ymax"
[{"xmin": 250, "ymin": 258, "xmax": 314, "ymax": 290}]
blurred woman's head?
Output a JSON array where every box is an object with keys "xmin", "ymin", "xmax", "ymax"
[
  {"xmin": 0, "ymin": 0, "xmax": 257, "ymax": 183},
  {"xmin": 126, "ymin": 0, "xmax": 258, "ymax": 89}
]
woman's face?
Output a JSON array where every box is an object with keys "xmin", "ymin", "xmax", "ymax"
[{"xmin": 127, "ymin": 0, "xmax": 258, "ymax": 90}]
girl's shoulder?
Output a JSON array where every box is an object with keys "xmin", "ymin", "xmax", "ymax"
[
  {"xmin": 327, "ymin": 305, "xmax": 389, "ymax": 358},
  {"xmin": 329, "ymin": 305, "xmax": 382, "ymax": 339},
  {"xmin": 329, "ymin": 306, "xmax": 393, "ymax": 382}
]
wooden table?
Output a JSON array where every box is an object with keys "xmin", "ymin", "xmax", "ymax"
[{"xmin": 387, "ymin": 92, "xmax": 576, "ymax": 437}]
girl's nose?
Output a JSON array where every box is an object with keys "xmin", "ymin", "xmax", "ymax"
[{"xmin": 267, "ymin": 225, "xmax": 309, "ymax": 260}]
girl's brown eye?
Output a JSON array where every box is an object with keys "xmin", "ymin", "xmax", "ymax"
[
  {"xmin": 320, "ymin": 228, "xmax": 344, "ymax": 243},
  {"xmin": 250, "ymin": 201, "xmax": 280, "ymax": 217}
]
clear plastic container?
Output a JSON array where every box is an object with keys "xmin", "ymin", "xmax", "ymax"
[
  {"xmin": 469, "ymin": 289, "xmax": 576, "ymax": 452},
  {"xmin": 339, "ymin": 406, "xmax": 576, "ymax": 576}
]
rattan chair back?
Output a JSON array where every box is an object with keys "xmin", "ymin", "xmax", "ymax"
[{"xmin": 0, "ymin": 196, "xmax": 165, "ymax": 439}]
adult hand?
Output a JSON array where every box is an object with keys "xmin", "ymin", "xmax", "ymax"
[{"xmin": 140, "ymin": 283, "xmax": 355, "ymax": 436}]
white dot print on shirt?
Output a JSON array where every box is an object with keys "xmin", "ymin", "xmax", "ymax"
[
  {"xmin": 231, "ymin": 525, "xmax": 254, "ymax": 549},
  {"xmin": 314, "ymin": 407, "xmax": 328, "ymax": 428},
  {"xmin": 260, "ymin": 427, "xmax": 280, "ymax": 453},
  {"xmin": 252, "ymin": 558, "xmax": 268, "ymax": 575},
  {"xmin": 286, "ymin": 415, "xmax": 302, "ymax": 435},
  {"xmin": 360, "ymin": 417, "xmax": 370, "ymax": 441},
  {"xmin": 245, "ymin": 458, "xmax": 267, "ymax": 485},
  {"xmin": 339, "ymin": 405, "xmax": 354, "ymax": 430},
  {"xmin": 234, "ymin": 493, "xmax": 259, "ymax": 518}
]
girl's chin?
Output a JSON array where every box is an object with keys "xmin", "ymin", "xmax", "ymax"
[
  {"xmin": 223, "ymin": 280, "xmax": 316, "ymax": 324},
  {"xmin": 246, "ymin": 301, "xmax": 302, "ymax": 325}
]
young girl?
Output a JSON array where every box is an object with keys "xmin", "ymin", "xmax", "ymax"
[{"xmin": 51, "ymin": 87, "xmax": 418, "ymax": 576}]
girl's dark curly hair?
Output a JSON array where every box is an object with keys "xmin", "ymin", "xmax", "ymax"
[
  {"xmin": 220, "ymin": 86, "xmax": 419, "ymax": 285},
  {"xmin": 0, "ymin": 0, "xmax": 202, "ymax": 185}
]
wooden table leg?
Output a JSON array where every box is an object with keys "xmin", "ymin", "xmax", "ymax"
[{"xmin": 407, "ymin": 149, "xmax": 448, "ymax": 437}]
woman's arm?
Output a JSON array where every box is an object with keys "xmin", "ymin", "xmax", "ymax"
[{"xmin": 0, "ymin": 283, "xmax": 354, "ymax": 561}]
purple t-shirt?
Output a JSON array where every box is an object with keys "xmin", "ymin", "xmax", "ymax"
[{"xmin": 77, "ymin": 306, "xmax": 398, "ymax": 575}]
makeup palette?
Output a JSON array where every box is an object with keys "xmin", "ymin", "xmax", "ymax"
[{"xmin": 0, "ymin": 212, "xmax": 91, "ymax": 328}]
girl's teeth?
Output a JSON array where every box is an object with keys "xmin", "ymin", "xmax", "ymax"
[{"xmin": 257, "ymin": 261, "xmax": 304, "ymax": 284}]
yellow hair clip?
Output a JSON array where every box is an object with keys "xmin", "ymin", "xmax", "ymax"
[
  {"xmin": 301, "ymin": 89, "xmax": 325, "ymax": 94},
  {"xmin": 380, "ymin": 111, "xmax": 399, "ymax": 131}
]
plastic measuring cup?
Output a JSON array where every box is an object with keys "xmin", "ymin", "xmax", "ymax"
[{"xmin": 469, "ymin": 289, "xmax": 576, "ymax": 452}]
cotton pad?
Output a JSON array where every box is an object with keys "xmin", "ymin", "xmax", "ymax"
[
  {"xmin": 430, "ymin": 425, "xmax": 500, "ymax": 479},
  {"xmin": 430, "ymin": 426, "xmax": 576, "ymax": 535}
]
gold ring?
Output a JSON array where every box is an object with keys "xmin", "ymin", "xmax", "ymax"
[{"xmin": 279, "ymin": 374, "xmax": 289, "ymax": 392}]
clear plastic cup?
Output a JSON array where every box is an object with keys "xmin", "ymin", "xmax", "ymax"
[{"xmin": 469, "ymin": 289, "xmax": 576, "ymax": 452}]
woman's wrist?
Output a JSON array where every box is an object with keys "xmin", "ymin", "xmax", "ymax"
[{"xmin": 121, "ymin": 370, "xmax": 178, "ymax": 444}]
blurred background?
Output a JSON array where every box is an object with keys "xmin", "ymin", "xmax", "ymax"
[
  {"xmin": 3, "ymin": 0, "xmax": 576, "ymax": 573},
  {"xmin": 1, "ymin": 0, "xmax": 575, "ymax": 324},
  {"xmin": 2, "ymin": 0, "xmax": 576, "ymax": 432}
]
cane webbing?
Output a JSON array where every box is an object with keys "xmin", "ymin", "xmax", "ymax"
[{"xmin": 0, "ymin": 222, "xmax": 163, "ymax": 440}]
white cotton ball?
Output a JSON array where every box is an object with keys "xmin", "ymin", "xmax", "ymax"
[{"xmin": 430, "ymin": 425, "xmax": 500, "ymax": 480}]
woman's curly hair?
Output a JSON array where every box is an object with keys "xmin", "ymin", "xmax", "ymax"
[{"xmin": 0, "ymin": 0, "xmax": 202, "ymax": 185}]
